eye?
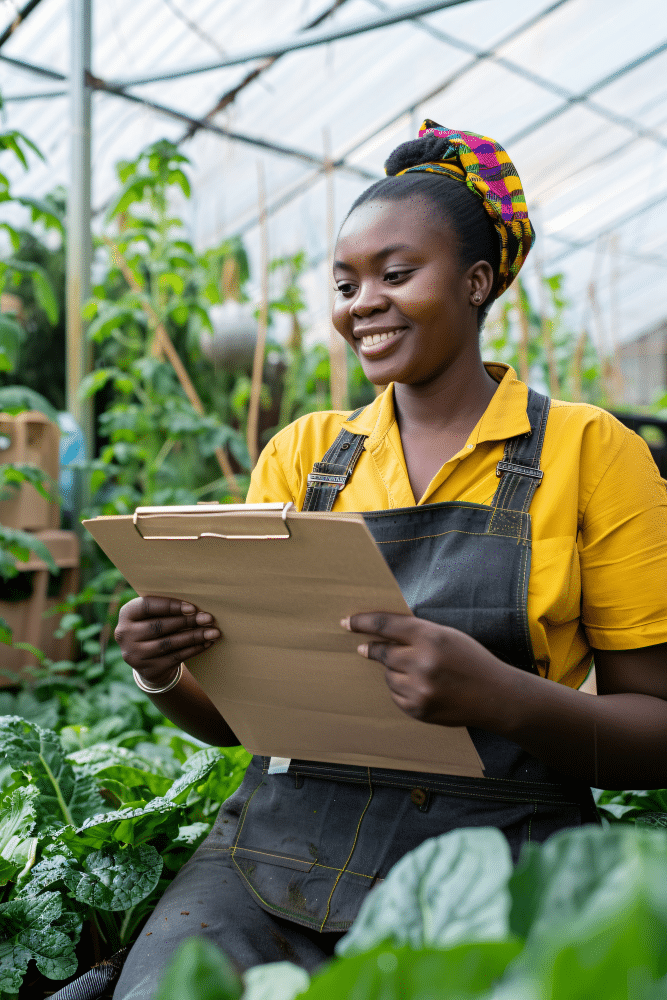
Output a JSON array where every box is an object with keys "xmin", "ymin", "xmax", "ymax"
[
  {"xmin": 335, "ymin": 281, "xmax": 356, "ymax": 296},
  {"xmin": 384, "ymin": 270, "xmax": 411, "ymax": 283}
]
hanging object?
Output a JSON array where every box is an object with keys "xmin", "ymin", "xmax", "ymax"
[{"xmin": 200, "ymin": 300, "xmax": 258, "ymax": 371}]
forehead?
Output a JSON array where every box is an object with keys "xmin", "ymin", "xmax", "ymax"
[{"xmin": 335, "ymin": 194, "xmax": 454, "ymax": 263}]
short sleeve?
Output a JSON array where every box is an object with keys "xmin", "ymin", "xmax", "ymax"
[
  {"xmin": 246, "ymin": 437, "xmax": 295, "ymax": 504},
  {"xmin": 580, "ymin": 429, "xmax": 667, "ymax": 649}
]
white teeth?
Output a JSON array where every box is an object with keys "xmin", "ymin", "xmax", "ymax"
[{"xmin": 361, "ymin": 329, "xmax": 401, "ymax": 348}]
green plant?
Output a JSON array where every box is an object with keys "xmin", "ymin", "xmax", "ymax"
[
  {"xmin": 152, "ymin": 825, "xmax": 667, "ymax": 1000},
  {"xmin": 81, "ymin": 139, "xmax": 252, "ymax": 518},
  {"xmin": 0, "ymin": 129, "xmax": 62, "ymax": 382},
  {"xmin": 0, "ymin": 713, "xmax": 250, "ymax": 995}
]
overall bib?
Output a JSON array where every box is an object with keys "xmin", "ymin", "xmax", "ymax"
[{"xmin": 114, "ymin": 388, "xmax": 598, "ymax": 995}]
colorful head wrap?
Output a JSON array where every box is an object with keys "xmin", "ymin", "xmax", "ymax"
[{"xmin": 390, "ymin": 120, "xmax": 535, "ymax": 297}]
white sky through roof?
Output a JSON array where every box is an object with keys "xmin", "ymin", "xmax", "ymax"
[{"xmin": 1, "ymin": 0, "xmax": 666, "ymax": 353}]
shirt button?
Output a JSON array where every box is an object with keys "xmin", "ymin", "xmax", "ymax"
[{"xmin": 410, "ymin": 787, "xmax": 427, "ymax": 806}]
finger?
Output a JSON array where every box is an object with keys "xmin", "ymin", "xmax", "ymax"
[
  {"xmin": 124, "ymin": 596, "xmax": 199, "ymax": 622},
  {"xmin": 138, "ymin": 627, "xmax": 221, "ymax": 662},
  {"xmin": 135, "ymin": 613, "xmax": 217, "ymax": 642},
  {"xmin": 357, "ymin": 640, "xmax": 406, "ymax": 669},
  {"xmin": 342, "ymin": 612, "xmax": 416, "ymax": 643}
]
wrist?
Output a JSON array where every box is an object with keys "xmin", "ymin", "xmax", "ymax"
[{"xmin": 133, "ymin": 662, "xmax": 184, "ymax": 695}]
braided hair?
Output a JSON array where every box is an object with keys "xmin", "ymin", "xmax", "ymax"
[{"xmin": 346, "ymin": 137, "xmax": 501, "ymax": 331}]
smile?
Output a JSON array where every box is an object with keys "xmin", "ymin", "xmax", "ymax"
[{"xmin": 358, "ymin": 328, "xmax": 405, "ymax": 356}]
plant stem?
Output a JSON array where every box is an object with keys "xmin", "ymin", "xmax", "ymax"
[{"xmin": 39, "ymin": 744, "xmax": 74, "ymax": 827}]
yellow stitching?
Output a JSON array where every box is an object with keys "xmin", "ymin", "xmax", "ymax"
[
  {"xmin": 231, "ymin": 778, "xmax": 265, "ymax": 854},
  {"xmin": 319, "ymin": 767, "xmax": 374, "ymax": 932},
  {"xmin": 290, "ymin": 763, "xmax": 571, "ymax": 792},
  {"xmin": 232, "ymin": 847, "xmax": 315, "ymax": 866}
]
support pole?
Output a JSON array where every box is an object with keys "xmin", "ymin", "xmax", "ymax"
[
  {"xmin": 66, "ymin": 0, "xmax": 93, "ymax": 459},
  {"xmin": 324, "ymin": 128, "xmax": 347, "ymax": 411}
]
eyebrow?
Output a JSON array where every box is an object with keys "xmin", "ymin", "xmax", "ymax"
[{"xmin": 333, "ymin": 244, "xmax": 417, "ymax": 270}]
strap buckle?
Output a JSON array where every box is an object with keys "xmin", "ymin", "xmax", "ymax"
[
  {"xmin": 496, "ymin": 460, "xmax": 544, "ymax": 483},
  {"xmin": 306, "ymin": 470, "xmax": 351, "ymax": 491}
]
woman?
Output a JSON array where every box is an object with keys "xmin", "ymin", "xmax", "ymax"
[{"xmin": 113, "ymin": 122, "xmax": 667, "ymax": 997}]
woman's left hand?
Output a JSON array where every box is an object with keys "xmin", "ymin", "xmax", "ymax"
[{"xmin": 342, "ymin": 613, "xmax": 516, "ymax": 730}]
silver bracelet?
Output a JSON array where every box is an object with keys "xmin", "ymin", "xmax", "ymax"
[{"xmin": 133, "ymin": 661, "xmax": 184, "ymax": 695}]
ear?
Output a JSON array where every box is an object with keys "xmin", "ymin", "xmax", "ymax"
[{"xmin": 467, "ymin": 261, "xmax": 495, "ymax": 307}]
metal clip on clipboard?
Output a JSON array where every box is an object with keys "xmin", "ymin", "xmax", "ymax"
[{"xmin": 132, "ymin": 502, "xmax": 295, "ymax": 541}]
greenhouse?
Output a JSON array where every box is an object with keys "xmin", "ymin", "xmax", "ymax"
[{"xmin": 1, "ymin": 0, "xmax": 667, "ymax": 997}]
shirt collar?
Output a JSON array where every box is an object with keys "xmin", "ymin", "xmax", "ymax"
[{"xmin": 342, "ymin": 363, "xmax": 530, "ymax": 449}]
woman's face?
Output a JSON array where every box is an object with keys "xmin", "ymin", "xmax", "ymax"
[{"xmin": 332, "ymin": 194, "xmax": 489, "ymax": 387}]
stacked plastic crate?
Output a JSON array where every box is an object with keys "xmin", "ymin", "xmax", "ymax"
[{"xmin": 0, "ymin": 411, "xmax": 79, "ymax": 681}]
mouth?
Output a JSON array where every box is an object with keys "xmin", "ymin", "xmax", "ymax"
[{"xmin": 356, "ymin": 328, "xmax": 406, "ymax": 358}]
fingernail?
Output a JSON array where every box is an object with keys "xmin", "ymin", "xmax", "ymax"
[
  {"xmin": 357, "ymin": 643, "xmax": 369, "ymax": 657},
  {"xmin": 204, "ymin": 628, "xmax": 220, "ymax": 640},
  {"xmin": 181, "ymin": 603, "xmax": 196, "ymax": 614},
  {"xmin": 196, "ymin": 612, "xmax": 213, "ymax": 625},
  {"xmin": 340, "ymin": 617, "xmax": 351, "ymax": 631}
]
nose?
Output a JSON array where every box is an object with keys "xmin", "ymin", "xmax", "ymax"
[{"xmin": 351, "ymin": 279, "xmax": 389, "ymax": 317}]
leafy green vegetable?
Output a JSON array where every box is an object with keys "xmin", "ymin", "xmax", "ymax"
[
  {"xmin": 154, "ymin": 936, "xmax": 243, "ymax": 1000},
  {"xmin": 242, "ymin": 961, "xmax": 310, "ymax": 1000},
  {"xmin": 507, "ymin": 825, "xmax": 667, "ymax": 1000},
  {"xmin": 0, "ymin": 891, "xmax": 78, "ymax": 992},
  {"xmin": 337, "ymin": 827, "xmax": 513, "ymax": 958},
  {"xmin": 0, "ymin": 716, "xmax": 104, "ymax": 830},
  {"xmin": 60, "ymin": 845, "xmax": 162, "ymax": 910}
]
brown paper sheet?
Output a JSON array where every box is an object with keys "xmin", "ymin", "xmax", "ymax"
[{"xmin": 83, "ymin": 504, "xmax": 484, "ymax": 777}]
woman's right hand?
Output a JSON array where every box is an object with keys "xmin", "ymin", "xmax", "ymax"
[{"xmin": 114, "ymin": 596, "xmax": 221, "ymax": 687}]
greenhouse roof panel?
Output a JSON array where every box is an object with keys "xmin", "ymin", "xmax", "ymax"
[{"xmin": 0, "ymin": 0, "xmax": 666, "ymax": 343}]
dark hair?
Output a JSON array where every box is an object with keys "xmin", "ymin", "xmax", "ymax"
[{"xmin": 346, "ymin": 136, "xmax": 500, "ymax": 330}]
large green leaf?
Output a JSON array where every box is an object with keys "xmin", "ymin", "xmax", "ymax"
[
  {"xmin": 62, "ymin": 844, "xmax": 162, "ymax": 911},
  {"xmin": 0, "ymin": 785, "xmax": 38, "ymax": 884},
  {"xmin": 59, "ymin": 795, "xmax": 179, "ymax": 853},
  {"xmin": 0, "ymin": 312, "xmax": 22, "ymax": 372},
  {"xmin": 166, "ymin": 747, "xmax": 224, "ymax": 804},
  {"xmin": 337, "ymin": 828, "xmax": 513, "ymax": 958},
  {"xmin": 0, "ymin": 891, "xmax": 77, "ymax": 992},
  {"xmin": 0, "ymin": 716, "xmax": 103, "ymax": 832},
  {"xmin": 304, "ymin": 941, "xmax": 523, "ymax": 1000},
  {"xmin": 507, "ymin": 825, "xmax": 667, "ymax": 999},
  {"xmin": 154, "ymin": 936, "xmax": 242, "ymax": 1000},
  {"xmin": 242, "ymin": 962, "xmax": 310, "ymax": 1000}
]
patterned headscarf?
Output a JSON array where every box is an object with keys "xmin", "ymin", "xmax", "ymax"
[{"xmin": 391, "ymin": 120, "xmax": 535, "ymax": 297}]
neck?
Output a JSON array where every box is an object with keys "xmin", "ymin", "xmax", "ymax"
[{"xmin": 392, "ymin": 350, "xmax": 498, "ymax": 436}]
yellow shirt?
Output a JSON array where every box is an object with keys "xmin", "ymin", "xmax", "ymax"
[{"xmin": 247, "ymin": 363, "xmax": 667, "ymax": 689}]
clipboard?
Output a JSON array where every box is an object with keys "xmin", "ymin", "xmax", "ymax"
[{"xmin": 84, "ymin": 503, "xmax": 484, "ymax": 777}]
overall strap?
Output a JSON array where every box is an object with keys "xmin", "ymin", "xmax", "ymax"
[
  {"xmin": 491, "ymin": 387, "xmax": 551, "ymax": 513},
  {"xmin": 302, "ymin": 407, "xmax": 368, "ymax": 512}
]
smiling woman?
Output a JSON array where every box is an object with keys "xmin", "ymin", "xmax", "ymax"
[{"xmin": 111, "ymin": 122, "xmax": 667, "ymax": 999}]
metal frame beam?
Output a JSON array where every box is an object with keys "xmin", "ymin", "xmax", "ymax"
[
  {"xmin": 179, "ymin": 0, "xmax": 352, "ymax": 142},
  {"xmin": 111, "ymin": 0, "xmax": 480, "ymax": 87},
  {"xmin": 66, "ymin": 0, "xmax": 93, "ymax": 459},
  {"xmin": 546, "ymin": 191, "xmax": 667, "ymax": 265},
  {"xmin": 0, "ymin": 0, "xmax": 45, "ymax": 49}
]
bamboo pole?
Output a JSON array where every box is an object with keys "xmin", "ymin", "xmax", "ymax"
[
  {"xmin": 246, "ymin": 162, "xmax": 269, "ymax": 468},
  {"xmin": 608, "ymin": 233, "xmax": 625, "ymax": 403},
  {"xmin": 324, "ymin": 127, "xmax": 347, "ymax": 410},
  {"xmin": 103, "ymin": 236, "xmax": 242, "ymax": 500},
  {"xmin": 570, "ymin": 329, "xmax": 588, "ymax": 402},
  {"xmin": 587, "ymin": 280, "xmax": 613, "ymax": 406},
  {"xmin": 514, "ymin": 282, "xmax": 530, "ymax": 384},
  {"xmin": 533, "ymin": 253, "xmax": 560, "ymax": 398}
]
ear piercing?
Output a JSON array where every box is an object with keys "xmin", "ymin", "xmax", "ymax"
[{"xmin": 473, "ymin": 292, "xmax": 482, "ymax": 303}]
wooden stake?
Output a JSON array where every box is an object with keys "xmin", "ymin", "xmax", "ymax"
[
  {"xmin": 534, "ymin": 253, "xmax": 561, "ymax": 398},
  {"xmin": 324, "ymin": 127, "xmax": 347, "ymax": 411},
  {"xmin": 103, "ymin": 236, "xmax": 242, "ymax": 500},
  {"xmin": 608, "ymin": 233, "xmax": 625, "ymax": 402},
  {"xmin": 247, "ymin": 162, "xmax": 269, "ymax": 468},
  {"xmin": 570, "ymin": 329, "xmax": 587, "ymax": 402},
  {"xmin": 514, "ymin": 282, "xmax": 530, "ymax": 384}
]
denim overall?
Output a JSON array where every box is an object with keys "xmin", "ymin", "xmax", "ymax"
[
  {"xmin": 114, "ymin": 388, "xmax": 598, "ymax": 995},
  {"xmin": 215, "ymin": 387, "xmax": 597, "ymax": 931}
]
